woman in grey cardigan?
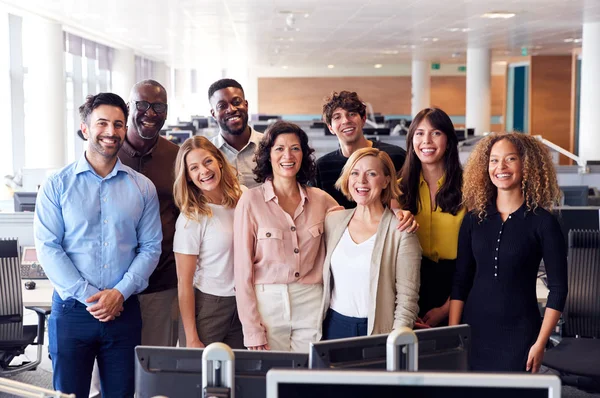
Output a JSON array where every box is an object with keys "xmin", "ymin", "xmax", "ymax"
[{"xmin": 320, "ymin": 147, "xmax": 422, "ymax": 340}]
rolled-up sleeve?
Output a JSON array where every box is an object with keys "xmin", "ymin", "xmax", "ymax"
[
  {"xmin": 393, "ymin": 231, "xmax": 422, "ymax": 329},
  {"xmin": 114, "ymin": 182, "xmax": 162, "ymax": 300},
  {"xmin": 233, "ymin": 192, "xmax": 267, "ymax": 347}
]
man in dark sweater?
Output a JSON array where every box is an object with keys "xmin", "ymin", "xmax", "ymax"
[
  {"xmin": 118, "ymin": 79, "xmax": 180, "ymax": 347},
  {"xmin": 314, "ymin": 91, "xmax": 406, "ymax": 209}
]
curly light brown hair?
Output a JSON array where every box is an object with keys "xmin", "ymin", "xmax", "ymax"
[{"xmin": 462, "ymin": 132, "xmax": 561, "ymax": 220}]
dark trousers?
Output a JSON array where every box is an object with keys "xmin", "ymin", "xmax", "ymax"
[
  {"xmin": 178, "ymin": 289, "xmax": 244, "ymax": 349},
  {"xmin": 48, "ymin": 291, "xmax": 141, "ymax": 398},
  {"xmin": 418, "ymin": 257, "xmax": 456, "ymax": 321},
  {"xmin": 322, "ymin": 309, "xmax": 368, "ymax": 340}
]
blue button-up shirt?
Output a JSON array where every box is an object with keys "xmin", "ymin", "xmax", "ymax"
[{"xmin": 34, "ymin": 154, "xmax": 162, "ymax": 305}]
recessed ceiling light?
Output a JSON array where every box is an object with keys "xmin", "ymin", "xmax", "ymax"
[
  {"xmin": 374, "ymin": 64, "xmax": 383, "ymax": 69},
  {"xmin": 327, "ymin": 64, "xmax": 335, "ymax": 69},
  {"xmin": 564, "ymin": 38, "xmax": 574, "ymax": 43},
  {"xmin": 282, "ymin": 65, "xmax": 288, "ymax": 69},
  {"xmin": 482, "ymin": 12, "xmax": 516, "ymax": 19},
  {"xmin": 304, "ymin": 13, "xmax": 310, "ymax": 18},
  {"xmin": 446, "ymin": 28, "xmax": 460, "ymax": 32},
  {"xmin": 422, "ymin": 37, "xmax": 439, "ymax": 42},
  {"xmin": 382, "ymin": 50, "xmax": 399, "ymax": 55},
  {"xmin": 573, "ymin": 38, "xmax": 583, "ymax": 43}
]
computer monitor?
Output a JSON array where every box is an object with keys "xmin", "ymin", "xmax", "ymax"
[
  {"xmin": 266, "ymin": 369, "xmax": 561, "ymax": 398},
  {"xmin": 192, "ymin": 117, "xmax": 210, "ymax": 130},
  {"xmin": 165, "ymin": 131, "xmax": 194, "ymax": 145},
  {"xmin": 560, "ymin": 185, "xmax": 589, "ymax": 206},
  {"xmin": 252, "ymin": 123, "xmax": 270, "ymax": 133},
  {"xmin": 363, "ymin": 127, "xmax": 391, "ymax": 136},
  {"xmin": 552, "ymin": 207, "xmax": 600, "ymax": 246},
  {"xmin": 135, "ymin": 346, "xmax": 308, "ymax": 398},
  {"xmin": 258, "ymin": 115, "xmax": 281, "ymax": 121},
  {"xmin": 167, "ymin": 123, "xmax": 196, "ymax": 133},
  {"xmin": 309, "ymin": 325, "xmax": 470, "ymax": 371},
  {"xmin": 13, "ymin": 192, "xmax": 37, "ymax": 212}
]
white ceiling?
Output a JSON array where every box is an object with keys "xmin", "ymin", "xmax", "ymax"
[{"xmin": 2, "ymin": 0, "xmax": 599, "ymax": 69}]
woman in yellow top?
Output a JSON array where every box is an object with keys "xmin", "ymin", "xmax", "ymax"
[{"xmin": 398, "ymin": 108, "xmax": 465, "ymax": 327}]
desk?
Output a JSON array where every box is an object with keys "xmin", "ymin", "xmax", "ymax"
[
  {"xmin": 21, "ymin": 279, "xmax": 53, "ymax": 308},
  {"xmin": 536, "ymin": 277, "xmax": 549, "ymax": 306}
]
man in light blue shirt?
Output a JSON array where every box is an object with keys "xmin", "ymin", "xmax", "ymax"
[{"xmin": 34, "ymin": 92, "xmax": 162, "ymax": 398}]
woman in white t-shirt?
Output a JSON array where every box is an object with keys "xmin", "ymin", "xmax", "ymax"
[{"xmin": 173, "ymin": 136, "xmax": 245, "ymax": 348}]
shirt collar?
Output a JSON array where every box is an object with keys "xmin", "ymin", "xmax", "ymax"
[
  {"xmin": 486, "ymin": 201, "xmax": 528, "ymax": 218},
  {"xmin": 214, "ymin": 126, "xmax": 261, "ymax": 152},
  {"xmin": 120, "ymin": 136, "xmax": 160, "ymax": 158},
  {"xmin": 262, "ymin": 179, "xmax": 308, "ymax": 203},
  {"xmin": 419, "ymin": 172, "xmax": 446, "ymax": 187},
  {"xmin": 75, "ymin": 153, "xmax": 129, "ymax": 179}
]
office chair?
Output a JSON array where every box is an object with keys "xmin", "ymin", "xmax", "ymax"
[
  {"xmin": 542, "ymin": 230, "xmax": 600, "ymax": 391},
  {"xmin": 0, "ymin": 239, "xmax": 49, "ymax": 376}
]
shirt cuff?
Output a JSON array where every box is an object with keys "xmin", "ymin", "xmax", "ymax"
[{"xmin": 113, "ymin": 280, "xmax": 135, "ymax": 302}]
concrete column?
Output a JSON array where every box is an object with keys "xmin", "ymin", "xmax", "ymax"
[
  {"xmin": 466, "ymin": 47, "xmax": 491, "ymax": 135},
  {"xmin": 23, "ymin": 16, "xmax": 65, "ymax": 169},
  {"xmin": 411, "ymin": 60, "xmax": 430, "ymax": 117},
  {"xmin": 111, "ymin": 47, "xmax": 135, "ymax": 101},
  {"xmin": 579, "ymin": 21, "xmax": 600, "ymax": 162},
  {"xmin": 0, "ymin": 10, "xmax": 13, "ymax": 177}
]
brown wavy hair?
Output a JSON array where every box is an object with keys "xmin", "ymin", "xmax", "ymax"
[
  {"xmin": 322, "ymin": 91, "xmax": 367, "ymax": 125},
  {"xmin": 173, "ymin": 136, "xmax": 243, "ymax": 221},
  {"xmin": 462, "ymin": 132, "xmax": 561, "ymax": 220},
  {"xmin": 253, "ymin": 120, "xmax": 316, "ymax": 185}
]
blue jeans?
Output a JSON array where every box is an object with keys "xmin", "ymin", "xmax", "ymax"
[
  {"xmin": 48, "ymin": 291, "xmax": 141, "ymax": 397},
  {"xmin": 322, "ymin": 309, "xmax": 368, "ymax": 340}
]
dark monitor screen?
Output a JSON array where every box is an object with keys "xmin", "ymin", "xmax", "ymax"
[
  {"xmin": 14, "ymin": 192, "xmax": 37, "ymax": 212},
  {"xmin": 309, "ymin": 325, "xmax": 470, "ymax": 371},
  {"xmin": 258, "ymin": 115, "xmax": 281, "ymax": 121},
  {"xmin": 268, "ymin": 370, "xmax": 560, "ymax": 398},
  {"xmin": 253, "ymin": 123, "xmax": 270, "ymax": 133},
  {"xmin": 192, "ymin": 117, "xmax": 209, "ymax": 129},
  {"xmin": 561, "ymin": 185, "xmax": 589, "ymax": 206},
  {"xmin": 135, "ymin": 346, "xmax": 308, "ymax": 398},
  {"xmin": 455, "ymin": 128, "xmax": 467, "ymax": 141},
  {"xmin": 552, "ymin": 207, "xmax": 600, "ymax": 246},
  {"xmin": 167, "ymin": 123, "xmax": 196, "ymax": 132},
  {"xmin": 363, "ymin": 127, "xmax": 391, "ymax": 136}
]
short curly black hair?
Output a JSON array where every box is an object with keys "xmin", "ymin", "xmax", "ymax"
[
  {"xmin": 253, "ymin": 120, "xmax": 316, "ymax": 185},
  {"xmin": 208, "ymin": 78, "xmax": 244, "ymax": 101},
  {"xmin": 322, "ymin": 91, "xmax": 367, "ymax": 125}
]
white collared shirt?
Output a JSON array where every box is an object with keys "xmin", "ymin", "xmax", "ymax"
[{"xmin": 210, "ymin": 127, "xmax": 263, "ymax": 188}]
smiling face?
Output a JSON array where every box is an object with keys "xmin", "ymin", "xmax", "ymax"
[
  {"xmin": 185, "ymin": 148, "xmax": 223, "ymax": 202},
  {"xmin": 129, "ymin": 83, "xmax": 167, "ymax": 141},
  {"xmin": 209, "ymin": 87, "xmax": 249, "ymax": 137},
  {"xmin": 412, "ymin": 118, "xmax": 448, "ymax": 167},
  {"xmin": 488, "ymin": 138, "xmax": 523, "ymax": 193},
  {"xmin": 269, "ymin": 133, "xmax": 303, "ymax": 182},
  {"xmin": 81, "ymin": 105, "xmax": 127, "ymax": 160},
  {"xmin": 327, "ymin": 107, "xmax": 367, "ymax": 146},
  {"xmin": 348, "ymin": 155, "xmax": 390, "ymax": 207}
]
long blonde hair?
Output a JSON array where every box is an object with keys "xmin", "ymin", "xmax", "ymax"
[
  {"xmin": 173, "ymin": 136, "xmax": 243, "ymax": 221},
  {"xmin": 462, "ymin": 132, "xmax": 561, "ymax": 220}
]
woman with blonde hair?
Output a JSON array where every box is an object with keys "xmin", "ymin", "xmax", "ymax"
[
  {"xmin": 173, "ymin": 136, "xmax": 244, "ymax": 348},
  {"xmin": 320, "ymin": 147, "xmax": 421, "ymax": 339},
  {"xmin": 449, "ymin": 132, "xmax": 568, "ymax": 372}
]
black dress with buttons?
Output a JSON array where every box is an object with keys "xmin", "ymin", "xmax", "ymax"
[{"xmin": 451, "ymin": 203, "xmax": 568, "ymax": 371}]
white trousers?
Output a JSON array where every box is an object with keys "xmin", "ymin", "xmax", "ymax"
[{"xmin": 255, "ymin": 283, "xmax": 323, "ymax": 353}]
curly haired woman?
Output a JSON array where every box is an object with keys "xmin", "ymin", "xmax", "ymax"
[{"xmin": 449, "ymin": 132, "xmax": 568, "ymax": 372}]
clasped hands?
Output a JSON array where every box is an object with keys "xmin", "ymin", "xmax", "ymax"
[{"xmin": 85, "ymin": 289, "xmax": 125, "ymax": 322}]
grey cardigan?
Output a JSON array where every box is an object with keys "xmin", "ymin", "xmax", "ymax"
[{"xmin": 319, "ymin": 207, "xmax": 422, "ymax": 336}]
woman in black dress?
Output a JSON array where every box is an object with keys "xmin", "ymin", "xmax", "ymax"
[{"xmin": 449, "ymin": 132, "xmax": 568, "ymax": 372}]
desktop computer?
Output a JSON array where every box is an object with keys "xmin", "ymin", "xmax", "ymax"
[
  {"xmin": 309, "ymin": 325, "xmax": 470, "ymax": 371},
  {"xmin": 267, "ymin": 369, "xmax": 561, "ymax": 398},
  {"xmin": 135, "ymin": 346, "xmax": 308, "ymax": 398}
]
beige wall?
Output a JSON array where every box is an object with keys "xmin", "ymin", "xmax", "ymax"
[{"xmin": 257, "ymin": 75, "xmax": 506, "ymax": 122}]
